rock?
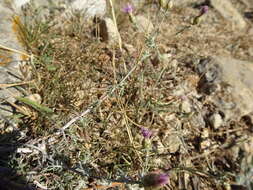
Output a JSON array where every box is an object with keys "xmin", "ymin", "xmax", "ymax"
[
  {"xmin": 12, "ymin": 0, "xmax": 30, "ymax": 11},
  {"xmin": 153, "ymin": 138, "xmax": 166, "ymax": 154},
  {"xmin": 16, "ymin": 0, "xmax": 106, "ymax": 24},
  {"xmin": 197, "ymin": 56, "xmax": 253, "ymax": 121},
  {"xmin": 181, "ymin": 99, "xmax": 192, "ymax": 113},
  {"xmin": 123, "ymin": 43, "xmax": 136, "ymax": 55},
  {"xmin": 200, "ymin": 139, "xmax": 211, "ymax": 151},
  {"xmin": 163, "ymin": 133, "xmax": 182, "ymax": 153},
  {"xmin": 34, "ymin": 0, "xmax": 106, "ymax": 18},
  {"xmin": 209, "ymin": 113, "xmax": 223, "ymax": 129},
  {"xmin": 0, "ymin": 63, "xmax": 24, "ymax": 117},
  {"xmin": 211, "ymin": 0, "xmax": 247, "ymax": 30},
  {"xmin": 0, "ymin": 2, "xmax": 29, "ymax": 118},
  {"xmin": 135, "ymin": 15, "xmax": 154, "ymax": 34},
  {"xmin": 99, "ymin": 17, "xmax": 121, "ymax": 45},
  {"xmin": 0, "ymin": 105, "xmax": 14, "ymax": 117},
  {"xmin": 0, "ymin": 5, "xmax": 27, "ymax": 65},
  {"xmin": 190, "ymin": 112, "xmax": 206, "ymax": 128},
  {"xmin": 55, "ymin": 0, "xmax": 106, "ymax": 21},
  {"xmin": 25, "ymin": 94, "xmax": 42, "ymax": 104},
  {"xmin": 69, "ymin": 0, "xmax": 106, "ymax": 18}
]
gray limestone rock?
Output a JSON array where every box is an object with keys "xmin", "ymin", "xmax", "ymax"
[
  {"xmin": 50, "ymin": 0, "xmax": 106, "ymax": 23},
  {"xmin": 209, "ymin": 113, "xmax": 223, "ymax": 129},
  {"xmin": 181, "ymin": 100, "xmax": 192, "ymax": 113},
  {"xmin": 99, "ymin": 17, "xmax": 121, "ymax": 46},
  {"xmin": 0, "ymin": 3, "xmax": 27, "ymax": 118},
  {"xmin": 197, "ymin": 56, "xmax": 253, "ymax": 121},
  {"xmin": 68, "ymin": 0, "xmax": 106, "ymax": 18}
]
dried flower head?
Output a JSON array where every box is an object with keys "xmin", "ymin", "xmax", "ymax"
[
  {"xmin": 123, "ymin": 3, "xmax": 134, "ymax": 14},
  {"xmin": 141, "ymin": 127, "xmax": 153, "ymax": 139},
  {"xmin": 142, "ymin": 173, "xmax": 169, "ymax": 188},
  {"xmin": 200, "ymin": 5, "xmax": 209, "ymax": 16}
]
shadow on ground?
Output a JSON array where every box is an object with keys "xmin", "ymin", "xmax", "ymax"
[{"xmin": 0, "ymin": 129, "xmax": 36, "ymax": 190}]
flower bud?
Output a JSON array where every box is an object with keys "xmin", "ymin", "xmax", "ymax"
[{"xmin": 142, "ymin": 173, "xmax": 169, "ymax": 189}]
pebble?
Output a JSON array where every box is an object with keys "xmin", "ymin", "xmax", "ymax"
[
  {"xmin": 25, "ymin": 94, "xmax": 42, "ymax": 104},
  {"xmin": 99, "ymin": 17, "xmax": 121, "ymax": 45},
  {"xmin": 181, "ymin": 100, "xmax": 192, "ymax": 113},
  {"xmin": 209, "ymin": 113, "xmax": 223, "ymax": 129}
]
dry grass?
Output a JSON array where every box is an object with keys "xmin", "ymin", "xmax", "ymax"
[{"xmin": 1, "ymin": 1, "xmax": 253, "ymax": 190}]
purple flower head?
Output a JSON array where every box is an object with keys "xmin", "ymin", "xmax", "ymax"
[
  {"xmin": 156, "ymin": 173, "xmax": 169, "ymax": 186},
  {"xmin": 200, "ymin": 5, "xmax": 209, "ymax": 15},
  {"xmin": 142, "ymin": 173, "xmax": 169, "ymax": 188},
  {"xmin": 141, "ymin": 127, "xmax": 153, "ymax": 139},
  {"xmin": 122, "ymin": 3, "xmax": 134, "ymax": 14}
]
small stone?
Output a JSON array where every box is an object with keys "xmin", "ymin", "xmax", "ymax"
[
  {"xmin": 17, "ymin": 147, "xmax": 35, "ymax": 154},
  {"xmin": 163, "ymin": 134, "xmax": 181, "ymax": 153},
  {"xmin": 181, "ymin": 100, "xmax": 192, "ymax": 113},
  {"xmin": 99, "ymin": 17, "xmax": 121, "ymax": 45},
  {"xmin": 190, "ymin": 112, "xmax": 206, "ymax": 128},
  {"xmin": 201, "ymin": 128, "xmax": 209, "ymax": 138},
  {"xmin": 25, "ymin": 94, "xmax": 42, "ymax": 104},
  {"xmin": 153, "ymin": 139, "xmax": 166, "ymax": 154},
  {"xmin": 168, "ymin": 135, "xmax": 181, "ymax": 153},
  {"xmin": 209, "ymin": 113, "xmax": 223, "ymax": 129},
  {"xmin": 135, "ymin": 15, "xmax": 154, "ymax": 34},
  {"xmin": 123, "ymin": 43, "xmax": 136, "ymax": 55},
  {"xmin": 201, "ymin": 139, "xmax": 211, "ymax": 150},
  {"xmin": 230, "ymin": 146, "xmax": 240, "ymax": 161},
  {"xmin": 5, "ymin": 126, "xmax": 14, "ymax": 133}
]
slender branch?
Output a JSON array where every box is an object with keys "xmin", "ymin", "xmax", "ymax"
[{"xmin": 0, "ymin": 44, "xmax": 31, "ymax": 58}]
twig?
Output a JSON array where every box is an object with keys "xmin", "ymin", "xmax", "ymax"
[
  {"xmin": 0, "ymin": 80, "xmax": 34, "ymax": 88},
  {"xmin": 0, "ymin": 44, "xmax": 31, "ymax": 58}
]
